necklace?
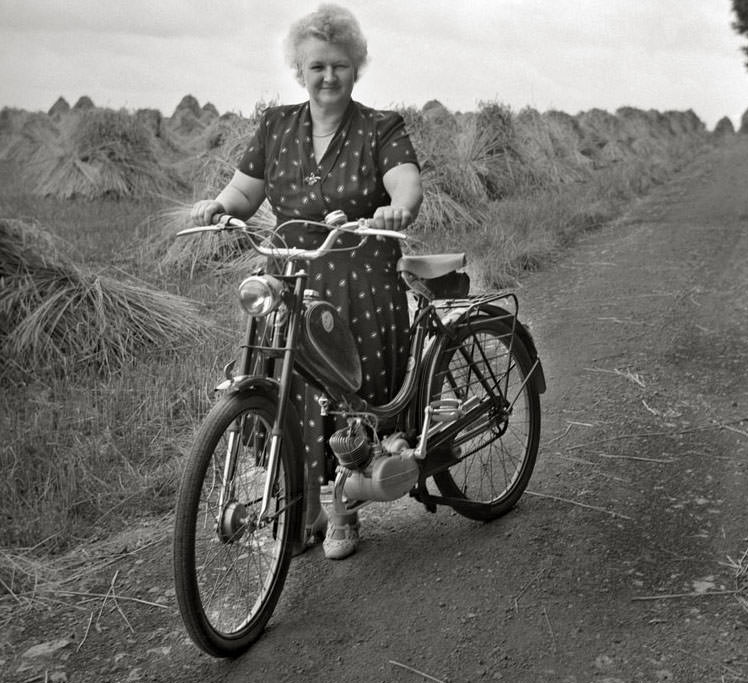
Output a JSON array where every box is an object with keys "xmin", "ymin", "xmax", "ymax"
[{"xmin": 312, "ymin": 130, "xmax": 336, "ymax": 138}]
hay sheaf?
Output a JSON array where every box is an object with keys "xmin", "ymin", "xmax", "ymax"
[
  {"xmin": 26, "ymin": 109, "xmax": 187, "ymax": 199},
  {"xmin": 0, "ymin": 218, "xmax": 211, "ymax": 375},
  {"xmin": 0, "ymin": 112, "xmax": 60, "ymax": 165},
  {"xmin": 575, "ymin": 109, "xmax": 634, "ymax": 167},
  {"xmin": 0, "ymin": 107, "xmax": 28, "ymax": 137},
  {"xmin": 135, "ymin": 107, "xmax": 164, "ymax": 137},
  {"xmin": 48, "ymin": 96, "xmax": 70, "ymax": 118},
  {"xmin": 202, "ymin": 102, "xmax": 219, "ymax": 118},
  {"xmin": 399, "ymin": 107, "xmax": 483, "ymax": 231},
  {"xmin": 402, "ymin": 102, "xmax": 530, "ymax": 232},
  {"xmin": 167, "ymin": 95, "xmax": 218, "ymax": 140},
  {"xmin": 713, "ymin": 116, "xmax": 735, "ymax": 137},
  {"xmin": 193, "ymin": 112, "xmax": 257, "ymax": 169},
  {"xmin": 73, "ymin": 95, "xmax": 95, "ymax": 111},
  {"xmin": 173, "ymin": 94, "xmax": 202, "ymax": 119},
  {"xmin": 514, "ymin": 107, "xmax": 592, "ymax": 184}
]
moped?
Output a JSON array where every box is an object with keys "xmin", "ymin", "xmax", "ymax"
[{"xmin": 172, "ymin": 211, "xmax": 545, "ymax": 657}]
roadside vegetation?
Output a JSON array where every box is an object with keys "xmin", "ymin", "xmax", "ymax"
[{"xmin": 0, "ymin": 93, "xmax": 734, "ymax": 597}]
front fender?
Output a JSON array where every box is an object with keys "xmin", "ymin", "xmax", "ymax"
[
  {"xmin": 214, "ymin": 374, "xmax": 306, "ymax": 545},
  {"xmin": 216, "ymin": 375, "xmax": 281, "ymax": 397}
]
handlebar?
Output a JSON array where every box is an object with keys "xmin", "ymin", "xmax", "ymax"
[{"xmin": 176, "ymin": 214, "xmax": 409, "ymax": 261}]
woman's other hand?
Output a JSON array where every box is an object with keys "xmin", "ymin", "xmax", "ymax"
[
  {"xmin": 375, "ymin": 163, "xmax": 422, "ymax": 231},
  {"xmin": 190, "ymin": 200, "xmax": 225, "ymax": 226},
  {"xmin": 371, "ymin": 206, "xmax": 413, "ymax": 231}
]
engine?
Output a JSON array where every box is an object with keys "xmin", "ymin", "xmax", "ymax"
[{"xmin": 328, "ymin": 423, "xmax": 419, "ymax": 502}]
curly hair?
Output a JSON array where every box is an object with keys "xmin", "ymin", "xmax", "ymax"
[{"xmin": 284, "ymin": 4, "xmax": 368, "ymax": 83}]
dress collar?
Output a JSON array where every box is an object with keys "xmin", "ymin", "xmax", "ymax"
[{"xmin": 300, "ymin": 100, "xmax": 357, "ymax": 186}]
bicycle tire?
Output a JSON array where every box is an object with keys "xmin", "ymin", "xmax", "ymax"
[
  {"xmin": 173, "ymin": 391, "xmax": 303, "ymax": 658},
  {"xmin": 427, "ymin": 316, "xmax": 541, "ymax": 520}
]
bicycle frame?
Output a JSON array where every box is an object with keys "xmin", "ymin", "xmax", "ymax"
[{"xmin": 178, "ymin": 215, "xmax": 545, "ymax": 524}]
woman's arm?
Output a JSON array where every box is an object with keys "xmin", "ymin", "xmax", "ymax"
[
  {"xmin": 191, "ymin": 170, "xmax": 266, "ymax": 225},
  {"xmin": 373, "ymin": 162, "xmax": 423, "ymax": 230}
]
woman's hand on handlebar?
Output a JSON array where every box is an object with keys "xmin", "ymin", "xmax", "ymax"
[
  {"xmin": 191, "ymin": 200, "xmax": 225, "ymax": 226},
  {"xmin": 371, "ymin": 206, "xmax": 412, "ymax": 231}
]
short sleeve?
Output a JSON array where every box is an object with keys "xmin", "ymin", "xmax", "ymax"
[
  {"xmin": 376, "ymin": 112, "xmax": 420, "ymax": 176},
  {"xmin": 237, "ymin": 111, "xmax": 268, "ymax": 179}
]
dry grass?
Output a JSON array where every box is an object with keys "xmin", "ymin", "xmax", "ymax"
[
  {"xmin": 726, "ymin": 546, "xmax": 748, "ymax": 613},
  {"xmin": 0, "ymin": 218, "xmax": 211, "ymax": 375},
  {"xmin": 0, "ymin": 522, "xmax": 170, "ymax": 619}
]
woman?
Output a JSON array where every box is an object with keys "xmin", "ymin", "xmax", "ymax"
[{"xmin": 191, "ymin": 3, "xmax": 423, "ymax": 560}]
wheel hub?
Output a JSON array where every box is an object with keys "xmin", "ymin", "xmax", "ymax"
[
  {"xmin": 217, "ymin": 502, "xmax": 256, "ymax": 543},
  {"xmin": 490, "ymin": 398, "xmax": 511, "ymax": 436}
]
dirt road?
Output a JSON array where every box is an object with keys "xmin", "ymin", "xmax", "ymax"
[{"xmin": 5, "ymin": 139, "xmax": 748, "ymax": 682}]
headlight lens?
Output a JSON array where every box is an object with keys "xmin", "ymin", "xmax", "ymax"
[{"xmin": 238, "ymin": 275, "xmax": 283, "ymax": 317}]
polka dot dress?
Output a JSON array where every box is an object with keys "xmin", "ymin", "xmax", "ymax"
[{"xmin": 237, "ymin": 100, "xmax": 420, "ymax": 480}]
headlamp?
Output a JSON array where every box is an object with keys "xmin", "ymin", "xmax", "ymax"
[{"xmin": 238, "ymin": 275, "xmax": 283, "ymax": 317}]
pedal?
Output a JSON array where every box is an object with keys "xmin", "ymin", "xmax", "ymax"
[
  {"xmin": 428, "ymin": 399, "xmax": 463, "ymax": 422},
  {"xmin": 414, "ymin": 399, "xmax": 462, "ymax": 459}
]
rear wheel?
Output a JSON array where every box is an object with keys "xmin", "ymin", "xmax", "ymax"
[
  {"xmin": 427, "ymin": 317, "xmax": 540, "ymax": 520},
  {"xmin": 173, "ymin": 392, "xmax": 302, "ymax": 657}
]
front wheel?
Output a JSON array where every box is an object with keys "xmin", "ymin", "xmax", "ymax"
[
  {"xmin": 173, "ymin": 391, "xmax": 303, "ymax": 658},
  {"xmin": 426, "ymin": 316, "xmax": 541, "ymax": 520}
]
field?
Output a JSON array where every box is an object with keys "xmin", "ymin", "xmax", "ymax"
[{"xmin": 0, "ymin": 96, "xmax": 711, "ymax": 565}]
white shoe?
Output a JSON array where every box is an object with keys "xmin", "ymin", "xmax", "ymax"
[{"xmin": 323, "ymin": 515, "xmax": 359, "ymax": 560}]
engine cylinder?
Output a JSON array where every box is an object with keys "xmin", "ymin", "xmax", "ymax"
[{"xmin": 329, "ymin": 424, "xmax": 372, "ymax": 470}]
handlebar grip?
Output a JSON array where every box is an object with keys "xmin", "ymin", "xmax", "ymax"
[
  {"xmin": 213, "ymin": 213, "xmax": 247, "ymax": 228},
  {"xmin": 176, "ymin": 213, "xmax": 248, "ymax": 237}
]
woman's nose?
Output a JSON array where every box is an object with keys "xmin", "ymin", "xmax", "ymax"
[{"xmin": 323, "ymin": 66, "xmax": 336, "ymax": 82}]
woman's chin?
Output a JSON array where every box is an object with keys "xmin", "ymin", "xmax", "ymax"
[{"xmin": 315, "ymin": 90, "xmax": 349, "ymax": 106}]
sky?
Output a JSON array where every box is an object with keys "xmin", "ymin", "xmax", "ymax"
[{"xmin": 1, "ymin": 0, "xmax": 747, "ymax": 130}]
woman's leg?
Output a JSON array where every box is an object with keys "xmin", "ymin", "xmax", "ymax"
[{"xmin": 292, "ymin": 375, "xmax": 327, "ymax": 549}]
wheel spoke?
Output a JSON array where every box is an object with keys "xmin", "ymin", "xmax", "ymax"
[{"xmin": 430, "ymin": 318, "xmax": 540, "ymax": 520}]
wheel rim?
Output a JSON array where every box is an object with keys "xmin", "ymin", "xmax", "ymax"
[
  {"xmin": 193, "ymin": 411, "xmax": 288, "ymax": 636},
  {"xmin": 434, "ymin": 329, "xmax": 533, "ymax": 504}
]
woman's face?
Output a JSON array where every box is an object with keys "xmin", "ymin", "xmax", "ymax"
[{"xmin": 298, "ymin": 37, "xmax": 355, "ymax": 108}]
